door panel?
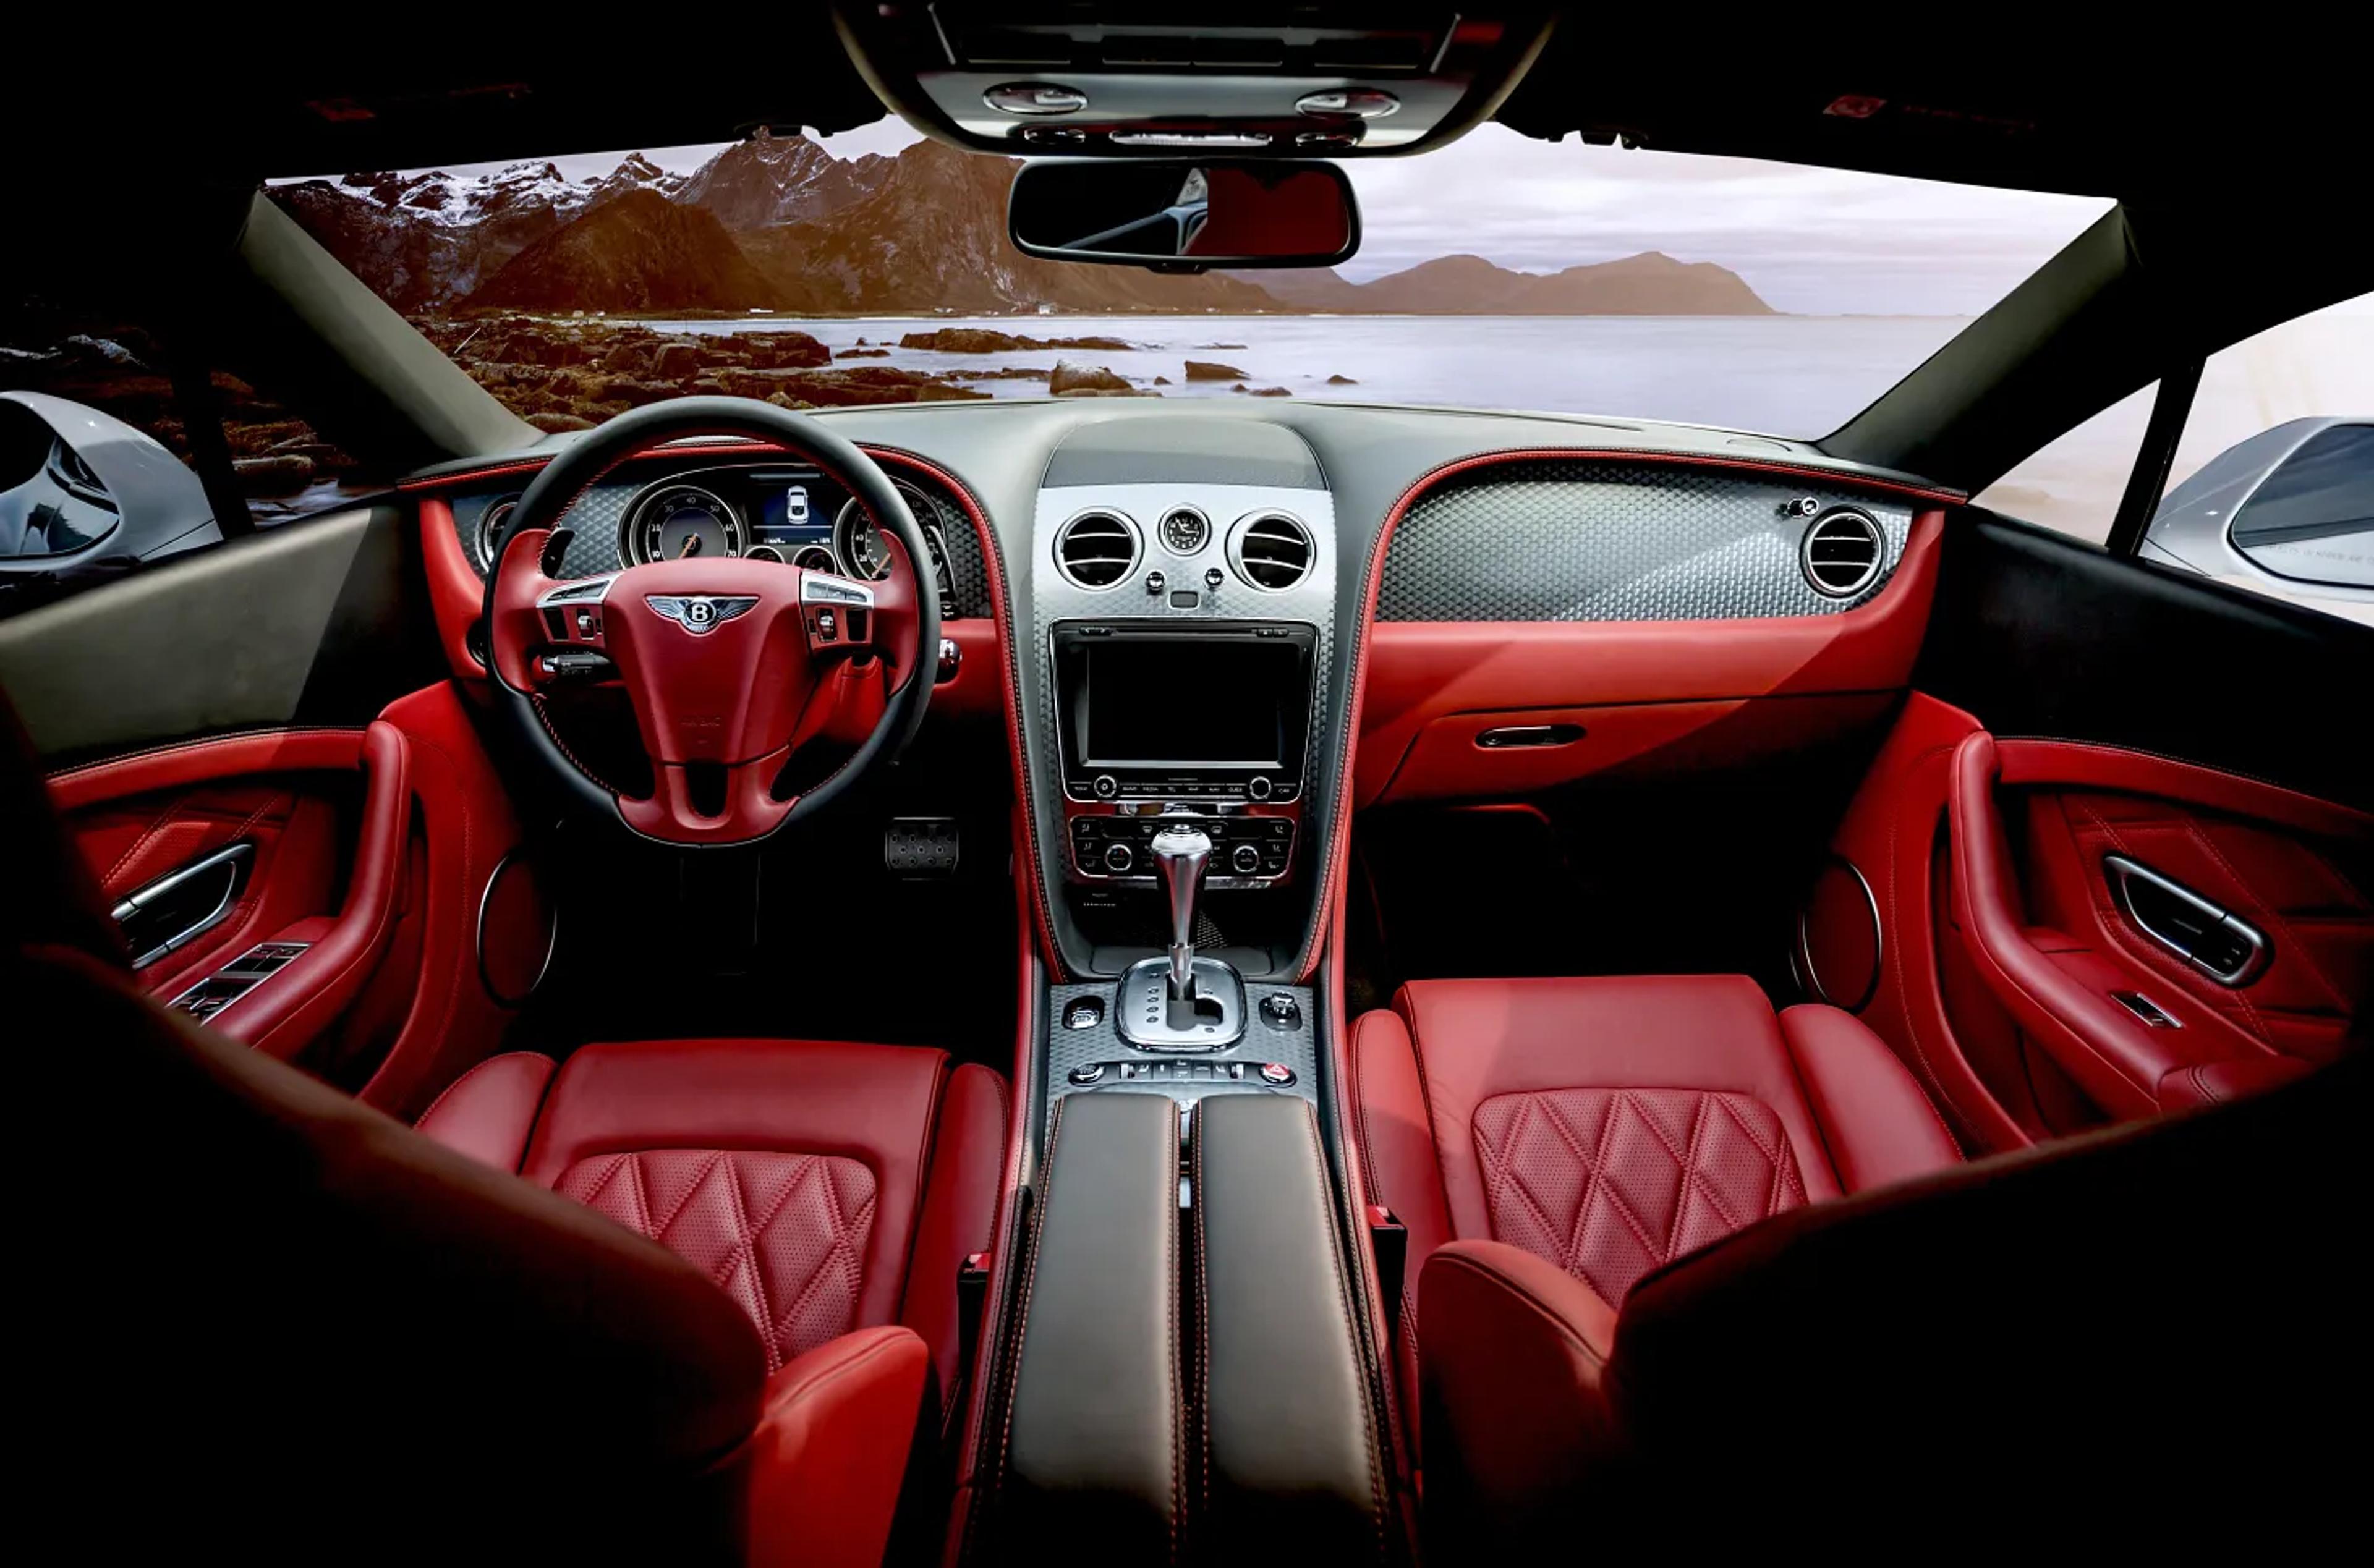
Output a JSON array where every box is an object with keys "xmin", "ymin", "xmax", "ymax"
[{"xmin": 1808, "ymin": 511, "xmax": 2373, "ymax": 1146}]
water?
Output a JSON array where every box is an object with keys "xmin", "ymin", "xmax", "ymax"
[{"xmin": 642, "ymin": 313, "xmax": 1970, "ymax": 441}]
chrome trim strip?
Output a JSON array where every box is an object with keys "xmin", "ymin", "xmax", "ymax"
[
  {"xmin": 475, "ymin": 849, "xmax": 558, "ymax": 1009},
  {"xmin": 1796, "ymin": 854, "xmax": 1883, "ymax": 1013},
  {"xmin": 537, "ymin": 574, "xmax": 617, "ymax": 608},
  {"xmin": 799, "ymin": 572, "xmax": 877, "ymax": 609},
  {"xmin": 2103, "ymin": 854, "xmax": 2271, "ymax": 987},
  {"xmin": 113, "ymin": 841, "xmax": 255, "ymax": 968}
]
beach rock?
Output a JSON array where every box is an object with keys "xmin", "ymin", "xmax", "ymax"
[
  {"xmin": 651, "ymin": 342, "xmax": 702, "ymax": 379},
  {"xmin": 745, "ymin": 332, "xmax": 830, "ymax": 370},
  {"xmin": 600, "ymin": 342, "xmax": 648, "ymax": 374},
  {"xmin": 1050, "ymin": 360, "xmax": 1130, "ymax": 394},
  {"xmin": 1250, "ymin": 386, "xmax": 1293, "ymax": 397},
  {"xmin": 901, "ymin": 328, "xmax": 1032, "ymax": 353},
  {"xmin": 1054, "ymin": 388, "xmax": 1158, "ymax": 398},
  {"xmin": 914, "ymin": 383, "xmax": 992, "ymax": 401},
  {"xmin": 1152, "ymin": 375, "xmax": 1172, "ymax": 385},
  {"xmin": 526, "ymin": 412, "xmax": 596, "ymax": 433},
  {"xmin": 836, "ymin": 347, "xmax": 891, "ymax": 358},
  {"xmin": 1326, "ymin": 373, "xmax": 1359, "ymax": 384},
  {"xmin": 234, "ymin": 454, "xmax": 313, "ymax": 491},
  {"xmin": 1185, "ymin": 360, "xmax": 1246, "ymax": 381}
]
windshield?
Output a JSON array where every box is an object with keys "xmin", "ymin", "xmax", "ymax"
[{"xmin": 269, "ymin": 122, "xmax": 2111, "ymax": 437}]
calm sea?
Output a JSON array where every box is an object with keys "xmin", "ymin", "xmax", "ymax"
[{"xmin": 647, "ymin": 313, "xmax": 1970, "ymax": 442}]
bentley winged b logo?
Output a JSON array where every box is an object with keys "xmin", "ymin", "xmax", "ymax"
[{"xmin": 645, "ymin": 595, "xmax": 759, "ymax": 635}]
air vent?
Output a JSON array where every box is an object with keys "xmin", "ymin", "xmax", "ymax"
[
  {"xmin": 1800, "ymin": 508, "xmax": 1884, "ymax": 598},
  {"xmin": 1053, "ymin": 509, "xmax": 1141, "ymax": 589},
  {"xmin": 1230, "ymin": 512, "xmax": 1315, "ymax": 591},
  {"xmin": 474, "ymin": 499, "xmax": 518, "ymax": 572}
]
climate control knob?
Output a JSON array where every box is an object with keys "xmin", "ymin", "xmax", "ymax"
[
  {"xmin": 1230, "ymin": 843, "xmax": 1262, "ymax": 875},
  {"xmin": 1102, "ymin": 842, "xmax": 1136, "ymax": 874}
]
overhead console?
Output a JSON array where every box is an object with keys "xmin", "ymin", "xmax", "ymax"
[{"xmin": 836, "ymin": 3, "xmax": 1554, "ymax": 156}]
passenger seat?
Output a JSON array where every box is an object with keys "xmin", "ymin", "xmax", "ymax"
[{"xmin": 1353, "ymin": 975, "xmax": 1963, "ymax": 1420}]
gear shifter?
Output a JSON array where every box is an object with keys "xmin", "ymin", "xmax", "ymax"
[
  {"xmin": 1151, "ymin": 824, "xmax": 1211, "ymax": 996},
  {"xmin": 1115, "ymin": 823, "xmax": 1246, "ymax": 1049}
]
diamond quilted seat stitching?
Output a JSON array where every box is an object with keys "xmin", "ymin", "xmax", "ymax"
[
  {"xmin": 1471, "ymin": 1088, "xmax": 1808, "ymax": 1302},
  {"xmin": 557, "ymin": 1150, "xmax": 879, "ymax": 1369}
]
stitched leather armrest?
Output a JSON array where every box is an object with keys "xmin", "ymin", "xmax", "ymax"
[
  {"xmin": 733, "ymin": 1325, "xmax": 930, "ymax": 1568},
  {"xmin": 1419, "ymin": 1240, "xmax": 1621, "ymax": 1563},
  {"xmin": 1193, "ymin": 1093, "xmax": 1387, "ymax": 1559},
  {"xmin": 995, "ymin": 1091, "xmax": 1183, "ymax": 1559}
]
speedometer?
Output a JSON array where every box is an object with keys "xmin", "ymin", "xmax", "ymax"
[
  {"xmin": 629, "ymin": 485, "xmax": 743, "ymax": 564},
  {"xmin": 834, "ymin": 486, "xmax": 954, "ymax": 606}
]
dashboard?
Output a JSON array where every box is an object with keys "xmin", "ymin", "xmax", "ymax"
[
  {"xmin": 444, "ymin": 453, "xmax": 983, "ymax": 619},
  {"xmin": 404, "ymin": 401, "xmax": 1961, "ymax": 988}
]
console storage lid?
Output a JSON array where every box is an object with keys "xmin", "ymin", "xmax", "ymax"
[{"xmin": 1193, "ymin": 1092, "xmax": 1389, "ymax": 1559}]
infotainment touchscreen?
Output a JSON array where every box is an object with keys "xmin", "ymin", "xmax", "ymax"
[{"xmin": 1081, "ymin": 638, "xmax": 1293, "ymax": 769}]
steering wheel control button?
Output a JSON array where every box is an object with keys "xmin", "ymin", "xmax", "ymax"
[
  {"xmin": 987, "ymin": 82, "xmax": 1089, "ymax": 116},
  {"xmin": 1068, "ymin": 1062, "xmax": 1108, "ymax": 1087},
  {"xmin": 1296, "ymin": 88, "xmax": 1400, "ymax": 119},
  {"xmin": 1065, "ymin": 997, "xmax": 1107, "ymax": 1030},
  {"xmin": 1259, "ymin": 994, "xmax": 1303, "ymax": 1030},
  {"xmin": 1258, "ymin": 1062, "xmax": 1296, "ymax": 1087}
]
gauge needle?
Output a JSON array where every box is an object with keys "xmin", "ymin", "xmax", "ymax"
[{"xmin": 676, "ymin": 536, "xmax": 704, "ymax": 559}]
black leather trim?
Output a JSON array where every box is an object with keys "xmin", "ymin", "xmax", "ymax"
[
  {"xmin": 1917, "ymin": 509, "xmax": 2374, "ymax": 812},
  {"xmin": 994, "ymin": 1090, "xmax": 1183, "ymax": 1559},
  {"xmin": 1192, "ymin": 1093, "xmax": 1389, "ymax": 1561}
]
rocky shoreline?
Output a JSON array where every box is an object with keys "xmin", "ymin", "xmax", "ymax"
[{"xmin": 417, "ymin": 315, "xmax": 1322, "ymax": 428}]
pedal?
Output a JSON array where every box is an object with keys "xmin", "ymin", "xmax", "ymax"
[{"xmin": 883, "ymin": 817, "xmax": 960, "ymax": 878}]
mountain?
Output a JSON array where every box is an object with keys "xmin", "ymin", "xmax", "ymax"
[
  {"xmin": 271, "ymin": 156, "xmax": 686, "ymax": 310},
  {"xmin": 739, "ymin": 139, "xmax": 1287, "ymax": 315},
  {"xmin": 676, "ymin": 133, "xmax": 895, "ymax": 230},
  {"xmin": 466, "ymin": 190, "xmax": 791, "ymax": 313},
  {"xmin": 1241, "ymin": 251, "xmax": 1774, "ymax": 315}
]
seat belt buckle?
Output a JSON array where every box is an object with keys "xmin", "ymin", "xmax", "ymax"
[
  {"xmin": 1368, "ymin": 1205, "xmax": 1406, "ymax": 1336},
  {"xmin": 956, "ymin": 1250, "xmax": 992, "ymax": 1392}
]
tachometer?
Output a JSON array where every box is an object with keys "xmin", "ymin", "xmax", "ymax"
[{"xmin": 629, "ymin": 484, "xmax": 743, "ymax": 564}]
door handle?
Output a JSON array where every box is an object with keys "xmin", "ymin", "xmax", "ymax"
[
  {"xmin": 111, "ymin": 841, "xmax": 254, "ymax": 967},
  {"xmin": 1475, "ymin": 724, "xmax": 1585, "ymax": 749},
  {"xmin": 2103, "ymin": 855, "xmax": 2270, "ymax": 986}
]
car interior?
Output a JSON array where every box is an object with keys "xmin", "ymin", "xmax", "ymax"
[{"xmin": 6, "ymin": 9, "xmax": 2367, "ymax": 1562}]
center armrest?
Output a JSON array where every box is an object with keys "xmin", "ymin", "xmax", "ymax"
[{"xmin": 1193, "ymin": 1093, "xmax": 1387, "ymax": 1558}]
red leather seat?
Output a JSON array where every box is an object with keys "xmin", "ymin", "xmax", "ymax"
[
  {"xmin": 419, "ymin": 1038, "xmax": 1005, "ymax": 1404},
  {"xmin": 1351, "ymin": 975, "xmax": 1962, "ymax": 1446},
  {"xmin": 2, "ymin": 687, "xmax": 1006, "ymax": 1565}
]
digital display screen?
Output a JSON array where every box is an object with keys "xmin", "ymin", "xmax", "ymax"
[
  {"xmin": 1083, "ymin": 640, "xmax": 1293, "ymax": 768},
  {"xmin": 754, "ymin": 482, "xmax": 833, "ymax": 553}
]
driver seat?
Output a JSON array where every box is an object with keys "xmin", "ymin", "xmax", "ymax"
[{"xmin": 3, "ymin": 684, "xmax": 1003, "ymax": 1566}]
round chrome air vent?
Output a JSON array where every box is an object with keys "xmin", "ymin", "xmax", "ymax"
[
  {"xmin": 1228, "ymin": 512, "xmax": 1314, "ymax": 592},
  {"xmin": 1800, "ymin": 507, "xmax": 1884, "ymax": 598},
  {"xmin": 1053, "ymin": 509, "xmax": 1141, "ymax": 590},
  {"xmin": 473, "ymin": 499, "xmax": 518, "ymax": 572}
]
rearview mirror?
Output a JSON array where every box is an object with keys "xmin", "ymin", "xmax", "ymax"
[{"xmin": 1008, "ymin": 159, "xmax": 1359, "ymax": 269}]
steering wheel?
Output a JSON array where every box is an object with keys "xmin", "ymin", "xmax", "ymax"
[{"xmin": 480, "ymin": 398, "xmax": 938, "ymax": 847}]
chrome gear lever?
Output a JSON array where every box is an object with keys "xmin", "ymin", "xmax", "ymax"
[{"xmin": 1151, "ymin": 825, "xmax": 1212, "ymax": 997}]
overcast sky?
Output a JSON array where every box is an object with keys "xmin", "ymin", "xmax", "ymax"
[{"xmin": 426, "ymin": 121, "xmax": 2116, "ymax": 316}]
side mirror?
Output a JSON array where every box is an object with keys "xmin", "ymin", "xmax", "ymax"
[{"xmin": 1007, "ymin": 159, "xmax": 1359, "ymax": 270}]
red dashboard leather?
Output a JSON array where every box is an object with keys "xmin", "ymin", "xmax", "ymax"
[
  {"xmin": 414, "ymin": 1051, "xmax": 555, "ymax": 1171},
  {"xmin": 1354, "ymin": 973, "xmax": 1960, "ymax": 1458},
  {"xmin": 734, "ymin": 1326, "xmax": 931, "ymax": 1568},
  {"xmin": 418, "ymin": 496, "xmax": 487, "ymax": 676},
  {"xmin": 1354, "ymin": 511, "xmax": 1942, "ymax": 808},
  {"xmin": 1944, "ymin": 731, "xmax": 2327, "ymax": 1121}
]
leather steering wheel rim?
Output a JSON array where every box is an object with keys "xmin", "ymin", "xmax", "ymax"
[{"xmin": 480, "ymin": 397, "xmax": 939, "ymax": 847}]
